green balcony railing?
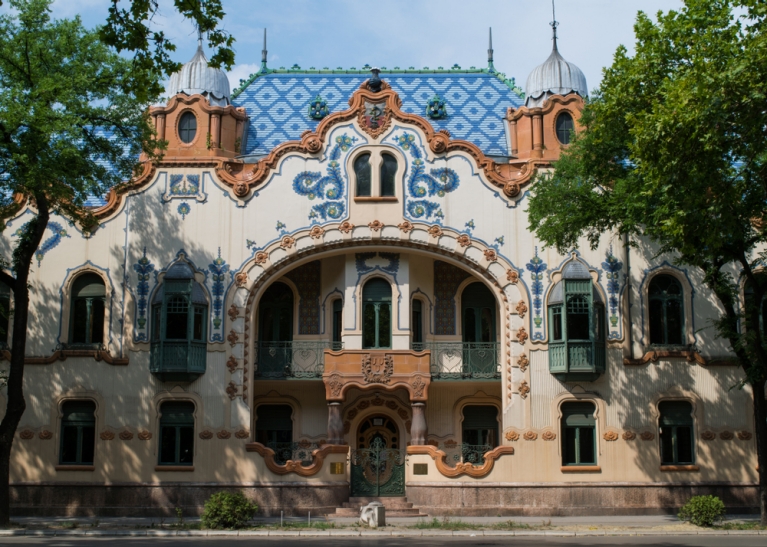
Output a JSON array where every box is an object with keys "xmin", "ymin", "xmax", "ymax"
[
  {"xmin": 548, "ymin": 340, "xmax": 605, "ymax": 382},
  {"xmin": 412, "ymin": 342, "xmax": 501, "ymax": 380},
  {"xmin": 150, "ymin": 340, "xmax": 207, "ymax": 382},
  {"xmin": 266, "ymin": 441, "xmax": 319, "ymax": 465},
  {"xmin": 439, "ymin": 443, "xmax": 494, "ymax": 466},
  {"xmin": 254, "ymin": 341, "xmax": 338, "ymax": 379}
]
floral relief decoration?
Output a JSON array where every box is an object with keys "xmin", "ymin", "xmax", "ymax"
[
  {"xmin": 603, "ymin": 431, "xmax": 619, "ymax": 442},
  {"xmin": 542, "ymin": 430, "xmax": 556, "ymax": 441},
  {"xmin": 132, "ymin": 247, "xmax": 155, "ymax": 342},
  {"xmin": 602, "ymin": 251, "xmax": 624, "ymax": 339},
  {"xmin": 206, "ymin": 249, "xmax": 230, "ymax": 341},
  {"xmin": 523, "ymin": 430, "xmax": 538, "ymax": 441},
  {"xmin": 701, "ymin": 430, "xmax": 716, "ymax": 441},
  {"xmin": 505, "ymin": 430, "xmax": 520, "ymax": 442},
  {"xmin": 100, "ymin": 431, "xmax": 115, "ymax": 441},
  {"xmin": 38, "ymin": 430, "xmax": 53, "ymax": 440},
  {"xmin": 622, "ymin": 431, "xmax": 636, "ymax": 441},
  {"xmin": 526, "ymin": 248, "xmax": 547, "ymax": 339}
]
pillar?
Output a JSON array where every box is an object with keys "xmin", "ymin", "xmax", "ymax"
[
  {"xmin": 509, "ymin": 118, "xmax": 518, "ymax": 156},
  {"xmin": 327, "ymin": 402, "xmax": 344, "ymax": 445},
  {"xmin": 532, "ymin": 113, "xmax": 543, "ymax": 158},
  {"xmin": 154, "ymin": 114, "xmax": 166, "ymax": 142},
  {"xmin": 410, "ymin": 402, "xmax": 427, "ymax": 445},
  {"xmin": 210, "ymin": 113, "xmax": 221, "ymax": 149}
]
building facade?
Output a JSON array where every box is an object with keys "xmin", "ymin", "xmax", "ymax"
[{"xmin": 1, "ymin": 28, "xmax": 758, "ymax": 516}]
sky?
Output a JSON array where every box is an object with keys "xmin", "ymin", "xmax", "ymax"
[{"xmin": 21, "ymin": 0, "xmax": 686, "ymax": 95}]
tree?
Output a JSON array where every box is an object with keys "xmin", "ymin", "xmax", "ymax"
[
  {"xmin": 527, "ymin": 0, "xmax": 767, "ymax": 523},
  {"xmin": 0, "ymin": 0, "xmax": 163, "ymax": 525}
]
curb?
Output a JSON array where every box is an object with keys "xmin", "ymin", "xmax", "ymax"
[{"xmin": 0, "ymin": 528, "xmax": 766, "ymax": 537}]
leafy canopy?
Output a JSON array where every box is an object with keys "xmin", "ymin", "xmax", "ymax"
[{"xmin": 0, "ymin": 0, "xmax": 162, "ymax": 238}]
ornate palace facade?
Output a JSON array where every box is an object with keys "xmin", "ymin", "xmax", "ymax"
[{"xmin": 1, "ymin": 26, "xmax": 757, "ymax": 516}]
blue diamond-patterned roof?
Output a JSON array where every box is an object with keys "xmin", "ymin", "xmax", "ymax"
[{"xmin": 233, "ymin": 69, "xmax": 524, "ymax": 158}]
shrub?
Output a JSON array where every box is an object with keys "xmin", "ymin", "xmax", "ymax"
[
  {"xmin": 678, "ymin": 495, "xmax": 726, "ymax": 527},
  {"xmin": 201, "ymin": 491, "xmax": 258, "ymax": 529}
]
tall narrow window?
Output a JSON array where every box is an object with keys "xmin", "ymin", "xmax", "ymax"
[
  {"xmin": 380, "ymin": 153, "xmax": 397, "ymax": 197},
  {"xmin": 461, "ymin": 282, "xmax": 497, "ymax": 377},
  {"xmin": 659, "ymin": 401, "xmax": 694, "ymax": 465},
  {"xmin": 355, "ymin": 153, "xmax": 372, "ymax": 197},
  {"xmin": 556, "ymin": 112, "xmax": 574, "ymax": 145},
  {"xmin": 649, "ymin": 275, "xmax": 684, "ymax": 346},
  {"xmin": 256, "ymin": 404, "xmax": 293, "ymax": 464},
  {"xmin": 60, "ymin": 401, "xmax": 96, "ymax": 465},
  {"xmin": 0, "ymin": 282, "xmax": 10, "ymax": 347},
  {"xmin": 561, "ymin": 402, "xmax": 596, "ymax": 466},
  {"xmin": 257, "ymin": 282, "xmax": 294, "ymax": 377},
  {"xmin": 159, "ymin": 401, "xmax": 195, "ymax": 466},
  {"xmin": 411, "ymin": 299, "xmax": 423, "ymax": 345},
  {"xmin": 744, "ymin": 277, "xmax": 767, "ymax": 336},
  {"xmin": 462, "ymin": 406, "xmax": 498, "ymax": 447},
  {"xmin": 178, "ymin": 112, "xmax": 197, "ymax": 144},
  {"xmin": 70, "ymin": 273, "xmax": 106, "ymax": 346},
  {"xmin": 362, "ymin": 278, "xmax": 391, "ymax": 349},
  {"xmin": 332, "ymin": 299, "xmax": 343, "ymax": 351}
]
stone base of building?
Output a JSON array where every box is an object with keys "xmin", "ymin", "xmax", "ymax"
[
  {"xmin": 10, "ymin": 482, "xmax": 350, "ymax": 518},
  {"xmin": 405, "ymin": 482, "xmax": 759, "ymax": 516}
]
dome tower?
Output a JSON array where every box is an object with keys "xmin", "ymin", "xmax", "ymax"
[{"xmin": 165, "ymin": 35, "xmax": 231, "ymax": 107}]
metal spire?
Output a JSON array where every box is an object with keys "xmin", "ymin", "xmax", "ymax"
[
  {"xmin": 196, "ymin": 24, "xmax": 203, "ymax": 49},
  {"xmin": 550, "ymin": 0, "xmax": 559, "ymax": 51},
  {"xmin": 487, "ymin": 27, "xmax": 495, "ymax": 72},
  {"xmin": 260, "ymin": 28, "xmax": 268, "ymax": 73}
]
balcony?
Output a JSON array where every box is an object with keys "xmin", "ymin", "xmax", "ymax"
[
  {"xmin": 150, "ymin": 340, "xmax": 207, "ymax": 382},
  {"xmin": 266, "ymin": 441, "xmax": 319, "ymax": 465},
  {"xmin": 548, "ymin": 340, "xmax": 605, "ymax": 382},
  {"xmin": 412, "ymin": 342, "xmax": 501, "ymax": 380},
  {"xmin": 439, "ymin": 443, "xmax": 495, "ymax": 466},
  {"xmin": 254, "ymin": 341, "xmax": 338, "ymax": 379}
]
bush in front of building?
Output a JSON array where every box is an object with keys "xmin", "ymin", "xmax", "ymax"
[
  {"xmin": 201, "ymin": 491, "xmax": 258, "ymax": 529},
  {"xmin": 678, "ymin": 495, "xmax": 726, "ymax": 527}
]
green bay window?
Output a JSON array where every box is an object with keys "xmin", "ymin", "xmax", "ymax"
[
  {"xmin": 159, "ymin": 401, "xmax": 195, "ymax": 466},
  {"xmin": 362, "ymin": 278, "xmax": 391, "ymax": 349},
  {"xmin": 659, "ymin": 401, "xmax": 694, "ymax": 465},
  {"xmin": 60, "ymin": 401, "xmax": 96, "ymax": 466},
  {"xmin": 150, "ymin": 262, "xmax": 208, "ymax": 382},
  {"xmin": 548, "ymin": 261, "xmax": 606, "ymax": 381},
  {"xmin": 561, "ymin": 402, "xmax": 596, "ymax": 466}
]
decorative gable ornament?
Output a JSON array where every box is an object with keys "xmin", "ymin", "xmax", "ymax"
[
  {"xmin": 426, "ymin": 94, "xmax": 447, "ymax": 119},
  {"xmin": 308, "ymin": 95, "xmax": 329, "ymax": 120}
]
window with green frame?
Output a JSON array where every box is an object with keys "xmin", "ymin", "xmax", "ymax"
[
  {"xmin": 561, "ymin": 402, "xmax": 596, "ymax": 466},
  {"xmin": 649, "ymin": 274, "xmax": 684, "ymax": 346},
  {"xmin": 159, "ymin": 401, "xmax": 195, "ymax": 466},
  {"xmin": 461, "ymin": 405, "xmax": 498, "ymax": 447},
  {"xmin": 70, "ymin": 273, "xmax": 105, "ymax": 346},
  {"xmin": 659, "ymin": 401, "xmax": 694, "ymax": 465},
  {"xmin": 362, "ymin": 278, "xmax": 391, "ymax": 349},
  {"xmin": 60, "ymin": 401, "xmax": 96, "ymax": 465}
]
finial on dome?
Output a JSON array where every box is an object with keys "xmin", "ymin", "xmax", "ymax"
[
  {"xmin": 260, "ymin": 28, "xmax": 268, "ymax": 73},
  {"xmin": 165, "ymin": 38, "xmax": 231, "ymax": 106},
  {"xmin": 487, "ymin": 27, "xmax": 495, "ymax": 72},
  {"xmin": 550, "ymin": 0, "xmax": 559, "ymax": 51},
  {"xmin": 197, "ymin": 24, "xmax": 203, "ymax": 48}
]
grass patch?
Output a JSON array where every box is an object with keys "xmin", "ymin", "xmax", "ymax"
[
  {"xmin": 272, "ymin": 521, "xmax": 338, "ymax": 530},
  {"xmin": 61, "ymin": 521, "xmax": 79, "ymax": 530},
  {"xmin": 410, "ymin": 517, "xmax": 482, "ymax": 531},
  {"xmin": 490, "ymin": 520, "xmax": 532, "ymax": 530},
  {"xmin": 715, "ymin": 522, "xmax": 766, "ymax": 531}
]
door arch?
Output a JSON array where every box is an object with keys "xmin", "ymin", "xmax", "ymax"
[
  {"xmin": 257, "ymin": 282, "xmax": 294, "ymax": 377},
  {"xmin": 351, "ymin": 411, "xmax": 405, "ymax": 497}
]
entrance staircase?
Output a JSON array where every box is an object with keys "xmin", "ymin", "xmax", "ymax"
[{"xmin": 329, "ymin": 497, "xmax": 427, "ymax": 518}]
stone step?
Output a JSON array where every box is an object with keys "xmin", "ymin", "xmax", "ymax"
[
  {"xmin": 330, "ymin": 507, "xmax": 426, "ymax": 518},
  {"xmin": 330, "ymin": 496, "xmax": 427, "ymax": 518},
  {"xmin": 342, "ymin": 500, "xmax": 413, "ymax": 509}
]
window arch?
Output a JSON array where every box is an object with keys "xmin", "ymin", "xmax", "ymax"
[
  {"xmin": 150, "ymin": 262, "xmax": 208, "ymax": 382},
  {"xmin": 178, "ymin": 112, "xmax": 197, "ymax": 144},
  {"xmin": 649, "ymin": 274, "xmax": 684, "ymax": 346},
  {"xmin": 547, "ymin": 261, "xmax": 606, "ymax": 381},
  {"xmin": 353, "ymin": 149, "xmax": 400, "ymax": 199},
  {"xmin": 158, "ymin": 401, "xmax": 195, "ymax": 466},
  {"xmin": 70, "ymin": 273, "xmax": 106, "ymax": 346},
  {"xmin": 556, "ymin": 112, "xmax": 574, "ymax": 145},
  {"xmin": 362, "ymin": 278, "xmax": 391, "ymax": 349}
]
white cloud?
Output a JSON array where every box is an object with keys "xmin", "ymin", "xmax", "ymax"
[{"xmin": 227, "ymin": 63, "xmax": 261, "ymax": 93}]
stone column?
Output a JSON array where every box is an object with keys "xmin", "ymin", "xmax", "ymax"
[
  {"xmin": 410, "ymin": 402, "xmax": 427, "ymax": 445},
  {"xmin": 210, "ymin": 113, "xmax": 221, "ymax": 149},
  {"xmin": 532, "ymin": 113, "xmax": 543, "ymax": 158},
  {"xmin": 509, "ymin": 118, "xmax": 518, "ymax": 156},
  {"xmin": 154, "ymin": 114, "xmax": 166, "ymax": 142},
  {"xmin": 327, "ymin": 402, "xmax": 344, "ymax": 445}
]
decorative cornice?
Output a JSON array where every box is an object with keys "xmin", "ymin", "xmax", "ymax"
[
  {"xmin": 245, "ymin": 442, "xmax": 348, "ymax": 476},
  {"xmin": 0, "ymin": 348, "xmax": 128, "ymax": 366},
  {"xmin": 506, "ymin": 93, "xmax": 584, "ymax": 121},
  {"xmin": 407, "ymin": 445, "xmax": 514, "ymax": 478}
]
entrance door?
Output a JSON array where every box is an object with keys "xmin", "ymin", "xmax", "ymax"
[
  {"xmin": 461, "ymin": 282, "xmax": 497, "ymax": 377},
  {"xmin": 258, "ymin": 282, "xmax": 293, "ymax": 377},
  {"xmin": 350, "ymin": 415, "xmax": 405, "ymax": 497}
]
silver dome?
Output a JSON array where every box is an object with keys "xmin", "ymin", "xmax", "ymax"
[
  {"xmin": 166, "ymin": 43, "xmax": 231, "ymax": 107},
  {"xmin": 525, "ymin": 36, "xmax": 587, "ymax": 108}
]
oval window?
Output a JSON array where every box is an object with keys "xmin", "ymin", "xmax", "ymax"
[
  {"xmin": 555, "ymin": 112, "xmax": 574, "ymax": 145},
  {"xmin": 178, "ymin": 112, "xmax": 197, "ymax": 144}
]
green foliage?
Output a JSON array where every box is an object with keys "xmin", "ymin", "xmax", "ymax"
[
  {"xmin": 678, "ymin": 495, "xmax": 726, "ymax": 527},
  {"xmin": 200, "ymin": 491, "xmax": 258, "ymax": 529},
  {"xmin": 100, "ymin": 0, "xmax": 235, "ymax": 102}
]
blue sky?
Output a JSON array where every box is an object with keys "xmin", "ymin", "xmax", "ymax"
[{"xmin": 28, "ymin": 0, "xmax": 685, "ymax": 95}]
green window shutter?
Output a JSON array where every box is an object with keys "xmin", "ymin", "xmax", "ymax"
[
  {"xmin": 659, "ymin": 401, "xmax": 693, "ymax": 427},
  {"xmin": 160, "ymin": 402, "xmax": 195, "ymax": 426},
  {"xmin": 462, "ymin": 406, "xmax": 498, "ymax": 429},
  {"xmin": 256, "ymin": 405, "xmax": 293, "ymax": 430},
  {"xmin": 62, "ymin": 401, "xmax": 96, "ymax": 424},
  {"xmin": 363, "ymin": 278, "xmax": 391, "ymax": 302},
  {"xmin": 562, "ymin": 402, "xmax": 596, "ymax": 427}
]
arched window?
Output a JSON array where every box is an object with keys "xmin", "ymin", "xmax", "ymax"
[
  {"xmin": 659, "ymin": 401, "xmax": 694, "ymax": 465},
  {"xmin": 561, "ymin": 402, "xmax": 596, "ymax": 466},
  {"xmin": 362, "ymin": 278, "xmax": 391, "ymax": 349},
  {"xmin": 159, "ymin": 401, "xmax": 195, "ymax": 466},
  {"xmin": 649, "ymin": 274, "xmax": 684, "ymax": 346},
  {"xmin": 0, "ymin": 282, "xmax": 10, "ymax": 348},
  {"xmin": 70, "ymin": 273, "xmax": 105, "ymax": 346},
  {"xmin": 178, "ymin": 112, "xmax": 197, "ymax": 144},
  {"xmin": 462, "ymin": 405, "xmax": 499, "ymax": 459},
  {"xmin": 411, "ymin": 299, "xmax": 423, "ymax": 346},
  {"xmin": 548, "ymin": 261, "xmax": 606, "ymax": 381},
  {"xmin": 257, "ymin": 282, "xmax": 294, "ymax": 377},
  {"xmin": 150, "ymin": 262, "xmax": 208, "ymax": 382},
  {"xmin": 460, "ymin": 282, "xmax": 498, "ymax": 377},
  {"xmin": 60, "ymin": 401, "xmax": 96, "ymax": 466},
  {"xmin": 255, "ymin": 404, "xmax": 294, "ymax": 463},
  {"xmin": 380, "ymin": 153, "xmax": 397, "ymax": 197},
  {"xmin": 354, "ymin": 153, "xmax": 372, "ymax": 197},
  {"xmin": 332, "ymin": 299, "xmax": 343, "ymax": 351},
  {"xmin": 556, "ymin": 112, "xmax": 574, "ymax": 145},
  {"xmin": 743, "ymin": 276, "xmax": 767, "ymax": 336}
]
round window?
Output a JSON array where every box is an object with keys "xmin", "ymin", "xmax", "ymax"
[
  {"xmin": 178, "ymin": 112, "xmax": 197, "ymax": 144},
  {"xmin": 555, "ymin": 112, "xmax": 574, "ymax": 145}
]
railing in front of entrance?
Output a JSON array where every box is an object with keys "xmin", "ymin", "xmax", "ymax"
[
  {"xmin": 438, "ymin": 443, "xmax": 495, "ymax": 466},
  {"xmin": 411, "ymin": 342, "xmax": 501, "ymax": 380},
  {"xmin": 254, "ymin": 341, "xmax": 341, "ymax": 379},
  {"xmin": 266, "ymin": 441, "xmax": 320, "ymax": 465}
]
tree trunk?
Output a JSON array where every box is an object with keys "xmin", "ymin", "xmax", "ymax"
[
  {"xmin": 753, "ymin": 378, "xmax": 767, "ymax": 526},
  {"xmin": 0, "ymin": 199, "xmax": 49, "ymax": 526}
]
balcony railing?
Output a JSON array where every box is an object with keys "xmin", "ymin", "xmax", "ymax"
[
  {"xmin": 254, "ymin": 341, "xmax": 339, "ymax": 379},
  {"xmin": 412, "ymin": 342, "xmax": 501, "ymax": 380},
  {"xmin": 439, "ymin": 443, "xmax": 494, "ymax": 466},
  {"xmin": 266, "ymin": 441, "xmax": 319, "ymax": 465},
  {"xmin": 150, "ymin": 340, "xmax": 207, "ymax": 382}
]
